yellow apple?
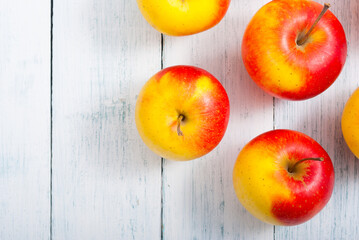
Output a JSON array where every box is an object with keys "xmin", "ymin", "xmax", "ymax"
[
  {"xmin": 135, "ymin": 66, "xmax": 230, "ymax": 161},
  {"xmin": 342, "ymin": 87, "xmax": 359, "ymax": 158},
  {"xmin": 136, "ymin": 0, "xmax": 231, "ymax": 36},
  {"xmin": 233, "ymin": 130, "xmax": 334, "ymax": 225}
]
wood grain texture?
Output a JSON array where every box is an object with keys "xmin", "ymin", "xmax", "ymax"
[
  {"xmin": 0, "ymin": 0, "xmax": 51, "ymax": 239},
  {"xmin": 52, "ymin": 1, "xmax": 161, "ymax": 239},
  {"xmin": 1, "ymin": 0, "xmax": 359, "ymax": 239},
  {"xmin": 274, "ymin": 0, "xmax": 359, "ymax": 239},
  {"xmin": 162, "ymin": 1, "xmax": 274, "ymax": 239}
]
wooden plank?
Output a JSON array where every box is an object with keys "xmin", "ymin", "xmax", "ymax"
[
  {"xmin": 0, "ymin": 0, "xmax": 51, "ymax": 239},
  {"xmin": 275, "ymin": 0, "xmax": 359, "ymax": 239},
  {"xmin": 52, "ymin": 1, "xmax": 161, "ymax": 239},
  {"xmin": 162, "ymin": 1, "xmax": 274, "ymax": 239}
]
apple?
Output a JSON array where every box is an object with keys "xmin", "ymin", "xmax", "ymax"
[
  {"xmin": 342, "ymin": 87, "xmax": 359, "ymax": 158},
  {"xmin": 233, "ymin": 129, "xmax": 335, "ymax": 226},
  {"xmin": 135, "ymin": 65, "xmax": 230, "ymax": 161},
  {"xmin": 136, "ymin": 0, "xmax": 231, "ymax": 36},
  {"xmin": 242, "ymin": 0, "xmax": 347, "ymax": 100}
]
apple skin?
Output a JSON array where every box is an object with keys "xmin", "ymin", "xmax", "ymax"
[
  {"xmin": 342, "ymin": 87, "xmax": 359, "ymax": 158},
  {"xmin": 135, "ymin": 66, "xmax": 230, "ymax": 161},
  {"xmin": 233, "ymin": 129, "xmax": 335, "ymax": 226},
  {"xmin": 136, "ymin": 0, "xmax": 231, "ymax": 36},
  {"xmin": 242, "ymin": 0, "xmax": 347, "ymax": 100}
]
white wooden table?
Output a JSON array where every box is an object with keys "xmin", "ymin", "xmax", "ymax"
[{"xmin": 1, "ymin": 0, "xmax": 358, "ymax": 239}]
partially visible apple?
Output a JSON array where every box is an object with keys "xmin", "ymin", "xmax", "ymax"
[
  {"xmin": 242, "ymin": 0, "xmax": 347, "ymax": 100},
  {"xmin": 342, "ymin": 87, "xmax": 359, "ymax": 158},
  {"xmin": 135, "ymin": 66, "xmax": 230, "ymax": 161},
  {"xmin": 136, "ymin": 0, "xmax": 231, "ymax": 36},
  {"xmin": 233, "ymin": 129, "xmax": 334, "ymax": 226}
]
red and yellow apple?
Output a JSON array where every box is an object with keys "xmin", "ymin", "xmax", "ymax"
[
  {"xmin": 136, "ymin": 0, "xmax": 231, "ymax": 36},
  {"xmin": 242, "ymin": 0, "xmax": 347, "ymax": 100},
  {"xmin": 233, "ymin": 129, "xmax": 335, "ymax": 226},
  {"xmin": 342, "ymin": 87, "xmax": 359, "ymax": 158},
  {"xmin": 135, "ymin": 66, "xmax": 230, "ymax": 161}
]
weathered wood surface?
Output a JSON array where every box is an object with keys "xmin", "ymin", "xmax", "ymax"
[
  {"xmin": 52, "ymin": 1, "xmax": 161, "ymax": 239},
  {"xmin": 0, "ymin": 0, "xmax": 51, "ymax": 239},
  {"xmin": 1, "ymin": 0, "xmax": 359, "ymax": 239},
  {"xmin": 162, "ymin": 0, "xmax": 274, "ymax": 239}
]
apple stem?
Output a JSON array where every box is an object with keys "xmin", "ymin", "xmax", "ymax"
[
  {"xmin": 296, "ymin": 3, "xmax": 331, "ymax": 46},
  {"xmin": 288, "ymin": 157, "xmax": 324, "ymax": 173},
  {"xmin": 177, "ymin": 114, "xmax": 185, "ymax": 136}
]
